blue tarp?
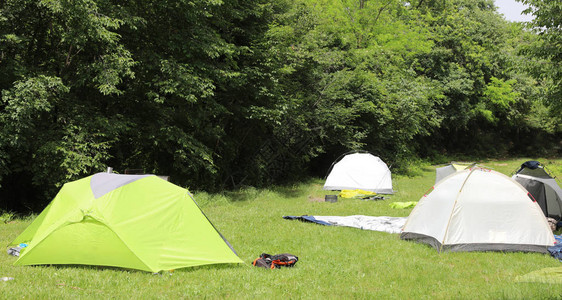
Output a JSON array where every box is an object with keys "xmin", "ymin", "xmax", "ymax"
[
  {"xmin": 548, "ymin": 235, "xmax": 562, "ymax": 261},
  {"xmin": 282, "ymin": 215, "xmax": 332, "ymax": 226}
]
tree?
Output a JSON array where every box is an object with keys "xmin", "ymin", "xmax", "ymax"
[
  {"xmin": 0, "ymin": 0, "xmax": 283, "ymax": 210},
  {"xmin": 0, "ymin": 0, "xmax": 134, "ymax": 210},
  {"xmin": 520, "ymin": 0, "xmax": 562, "ymax": 130}
]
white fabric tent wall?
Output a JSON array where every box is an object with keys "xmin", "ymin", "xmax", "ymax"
[
  {"xmin": 323, "ymin": 152, "xmax": 393, "ymax": 194},
  {"xmin": 401, "ymin": 168, "xmax": 555, "ymax": 253}
]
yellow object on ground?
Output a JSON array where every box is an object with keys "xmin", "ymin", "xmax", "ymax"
[
  {"xmin": 389, "ymin": 201, "xmax": 418, "ymax": 209},
  {"xmin": 452, "ymin": 163, "xmax": 471, "ymax": 171},
  {"xmin": 339, "ymin": 189, "xmax": 377, "ymax": 199}
]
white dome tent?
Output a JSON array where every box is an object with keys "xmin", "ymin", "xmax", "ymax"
[
  {"xmin": 323, "ymin": 151, "xmax": 393, "ymax": 194},
  {"xmin": 401, "ymin": 167, "xmax": 555, "ymax": 253}
]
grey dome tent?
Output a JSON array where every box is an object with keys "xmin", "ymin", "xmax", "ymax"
[
  {"xmin": 512, "ymin": 161, "xmax": 562, "ymax": 221},
  {"xmin": 435, "ymin": 162, "xmax": 476, "ymax": 184}
]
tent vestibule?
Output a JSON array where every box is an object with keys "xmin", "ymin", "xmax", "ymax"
[{"xmin": 512, "ymin": 161, "xmax": 562, "ymax": 221}]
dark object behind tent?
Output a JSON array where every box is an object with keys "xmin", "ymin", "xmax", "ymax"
[
  {"xmin": 519, "ymin": 161, "xmax": 541, "ymax": 172},
  {"xmin": 513, "ymin": 161, "xmax": 562, "ymax": 222}
]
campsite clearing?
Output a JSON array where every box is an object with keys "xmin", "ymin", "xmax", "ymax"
[{"xmin": 1, "ymin": 158, "xmax": 561, "ymax": 299}]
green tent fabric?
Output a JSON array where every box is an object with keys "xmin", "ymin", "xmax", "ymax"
[
  {"xmin": 515, "ymin": 267, "xmax": 562, "ymax": 284},
  {"xmin": 10, "ymin": 173, "xmax": 243, "ymax": 272}
]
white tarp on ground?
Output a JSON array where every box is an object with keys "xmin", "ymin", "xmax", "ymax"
[{"xmin": 310, "ymin": 215, "xmax": 407, "ymax": 234}]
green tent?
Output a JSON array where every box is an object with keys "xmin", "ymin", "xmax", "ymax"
[
  {"xmin": 10, "ymin": 173, "xmax": 243, "ymax": 272},
  {"xmin": 515, "ymin": 267, "xmax": 562, "ymax": 284}
]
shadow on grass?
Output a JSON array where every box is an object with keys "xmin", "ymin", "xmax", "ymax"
[
  {"xmin": 421, "ymin": 165, "xmax": 434, "ymax": 173},
  {"xmin": 28, "ymin": 262, "xmax": 246, "ymax": 274},
  {"xmin": 222, "ymin": 177, "xmax": 323, "ymax": 202},
  {"xmin": 25, "ymin": 264, "xmax": 146, "ymax": 274},
  {"xmin": 173, "ymin": 263, "xmax": 247, "ymax": 274},
  {"xmin": 272, "ymin": 177, "xmax": 324, "ymax": 195}
]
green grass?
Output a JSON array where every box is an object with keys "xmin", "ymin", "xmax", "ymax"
[{"xmin": 1, "ymin": 158, "xmax": 562, "ymax": 299}]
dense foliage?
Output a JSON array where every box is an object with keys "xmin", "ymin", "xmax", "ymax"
[
  {"xmin": 0, "ymin": 0, "xmax": 560, "ymax": 212},
  {"xmin": 521, "ymin": 0, "xmax": 562, "ymax": 129}
]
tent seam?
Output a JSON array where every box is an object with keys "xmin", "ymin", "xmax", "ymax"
[
  {"xmin": 439, "ymin": 168, "xmax": 477, "ymax": 253},
  {"xmin": 187, "ymin": 192, "xmax": 241, "ymax": 257}
]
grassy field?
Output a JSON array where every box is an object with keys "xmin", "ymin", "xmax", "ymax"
[{"xmin": 1, "ymin": 158, "xmax": 562, "ymax": 299}]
